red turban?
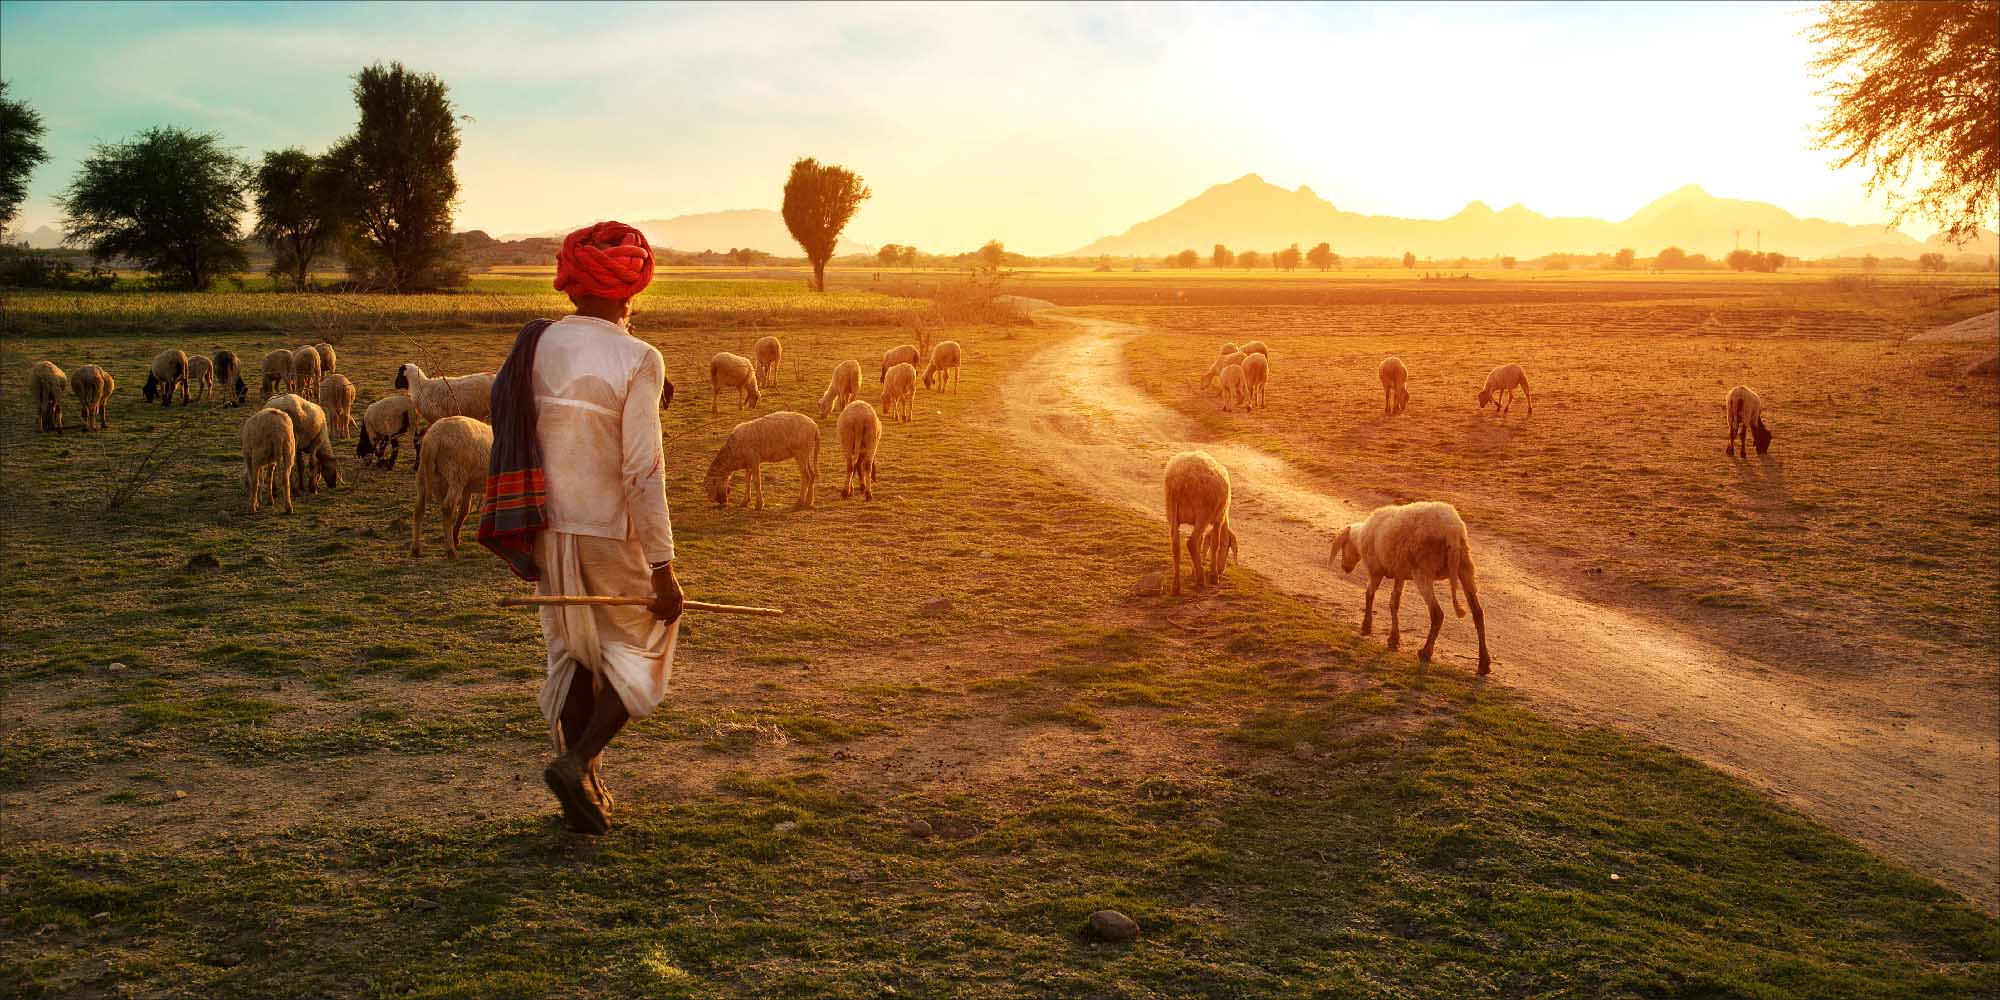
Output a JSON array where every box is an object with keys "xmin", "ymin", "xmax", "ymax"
[{"xmin": 554, "ymin": 221, "xmax": 655, "ymax": 301}]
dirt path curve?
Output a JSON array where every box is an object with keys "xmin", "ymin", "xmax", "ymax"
[{"xmin": 1000, "ymin": 314, "xmax": 1998, "ymax": 912}]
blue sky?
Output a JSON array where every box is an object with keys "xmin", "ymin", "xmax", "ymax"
[{"xmin": 0, "ymin": 1, "xmax": 1927, "ymax": 253}]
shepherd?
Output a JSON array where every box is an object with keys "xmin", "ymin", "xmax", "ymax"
[{"xmin": 479, "ymin": 221, "xmax": 682, "ymax": 835}]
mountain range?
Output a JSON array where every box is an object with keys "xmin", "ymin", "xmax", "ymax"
[
  {"xmin": 498, "ymin": 209, "xmax": 870, "ymax": 256},
  {"xmin": 1066, "ymin": 174, "xmax": 1965, "ymax": 260}
]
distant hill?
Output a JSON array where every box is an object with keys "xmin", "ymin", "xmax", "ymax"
[
  {"xmin": 1068, "ymin": 174, "xmax": 1922, "ymax": 259},
  {"xmin": 7, "ymin": 224, "xmax": 67, "ymax": 249},
  {"xmin": 500, "ymin": 209, "xmax": 869, "ymax": 257}
]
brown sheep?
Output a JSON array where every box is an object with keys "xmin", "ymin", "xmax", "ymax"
[
  {"xmin": 880, "ymin": 361, "xmax": 917, "ymax": 423},
  {"xmin": 241, "ymin": 407, "xmax": 296, "ymax": 515},
  {"xmin": 709, "ymin": 352, "xmax": 762, "ymax": 412},
  {"xmin": 1379, "ymin": 357, "xmax": 1408, "ymax": 415},
  {"xmin": 1164, "ymin": 450, "xmax": 1237, "ymax": 595},
  {"xmin": 70, "ymin": 364, "xmax": 115, "ymax": 431},
  {"xmin": 290, "ymin": 346, "xmax": 323, "ymax": 397},
  {"xmin": 920, "ymin": 340, "xmax": 963, "ymax": 393},
  {"xmin": 313, "ymin": 342, "xmax": 338, "ymax": 375},
  {"xmin": 1726, "ymin": 385, "xmax": 1772, "ymax": 457},
  {"xmin": 144, "ymin": 350, "xmax": 189, "ymax": 406},
  {"xmin": 1331, "ymin": 501, "xmax": 1490, "ymax": 675},
  {"xmin": 260, "ymin": 349, "xmax": 292, "ymax": 398},
  {"xmin": 1242, "ymin": 353, "xmax": 1269, "ymax": 410},
  {"xmin": 186, "ymin": 353, "xmax": 214, "ymax": 403},
  {"xmin": 318, "ymin": 373, "xmax": 357, "ymax": 439},
  {"xmin": 410, "ymin": 415, "xmax": 492, "ymax": 558},
  {"xmin": 1476, "ymin": 363, "xmax": 1532, "ymax": 416},
  {"xmin": 753, "ymin": 335, "xmax": 783, "ymax": 386},
  {"xmin": 32, "ymin": 360, "xmax": 68, "ymax": 432},
  {"xmin": 704, "ymin": 411, "xmax": 820, "ymax": 510},
  {"xmin": 262, "ymin": 393, "xmax": 341, "ymax": 495},
  {"xmin": 879, "ymin": 344, "xmax": 921, "ymax": 382},
  {"xmin": 837, "ymin": 399, "xmax": 881, "ymax": 500},
  {"xmin": 817, "ymin": 359, "xmax": 862, "ymax": 419}
]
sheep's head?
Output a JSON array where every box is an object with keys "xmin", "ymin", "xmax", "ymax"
[
  {"xmin": 317, "ymin": 452, "xmax": 343, "ymax": 490},
  {"xmin": 744, "ymin": 380, "xmax": 762, "ymax": 407},
  {"xmin": 1476, "ymin": 387, "xmax": 1492, "ymax": 409},
  {"xmin": 393, "ymin": 364, "xmax": 412, "ymax": 390},
  {"xmin": 921, "ymin": 365, "xmax": 934, "ymax": 389},
  {"xmin": 232, "ymin": 376, "xmax": 247, "ymax": 403},
  {"xmin": 357, "ymin": 428, "xmax": 375, "ymax": 457},
  {"xmin": 1330, "ymin": 525, "xmax": 1362, "ymax": 573},
  {"xmin": 704, "ymin": 455, "xmax": 732, "ymax": 506},
  {"xmin": 1751, "ymin": 419, "xmax": 1772, "ymax": 455},
  {"xmin": 143, "ymin": 373, "xmax": 160, "ymax": 402},
  {"xmin": 1218, "ymin": 524, "xmax": 1240, "ymax": 565}
]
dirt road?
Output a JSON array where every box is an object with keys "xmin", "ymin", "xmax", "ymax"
[{"xmin": 1000, "ymin": 314, "xmax": 1999, "ymax": 912}]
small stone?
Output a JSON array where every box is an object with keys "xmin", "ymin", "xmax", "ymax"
[
  {"xmin": 411, "ymin": 898, "xmax": 440, "ymax": 911},
  {"xmin": 91, "ymin": 911, "xmax": 111, "ymax": 924},
  {"xmin": 1293, "ymin": 741, "xmax": 1316, "ymax": 761},
  {"xmin": 183, "ymin": 553, "xmax": 222, "ymax": 574},
  {"xmin": 169, "ymin": 789, "xmax": 188, "ymax": 801},
  {"xmin": 107, "ymin": 662, "xmax": 128, "ymax": 672},
  {"xmin": 1609, "ymin": 872, "xmax": 1621, "ymax": 881},
  {"xmin": 918, "ymin": 598, "xmax": 953, "ymax": 617},
  {"xmin": 1129, "ymin": 571, "xmax": 1163, "ymax": 596},
  {"xmin": 905, "ymin": 818, "xmax": 933, "ymax": 839},
  {"xmin": 1088, "ymin": 909, "xmax": 1139, "ymax": 942},
  {"xmin": 772, "ymin": 821, "xmax": 799, "ymax": 834}
]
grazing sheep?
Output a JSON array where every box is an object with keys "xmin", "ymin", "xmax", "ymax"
[
  {"xmin": 879, "ymin": 344, "xmax": 921, "ymax": 382},
  {"xmin": 318, "ymin": 373, "xmax": 357, "ymax": 439},
  {"xmin": 837, "ymin": 399, "xmax": 881, "ymax": 500},
  {"xmin": 709, "ymin": 352, "xmax": 762, "ymax": 412},
  {"xmin": 1202, "ymin": 350, "xmax": 1248, "ymax": 391},
  {"xmin": 186, "ymin": 353, "xmax": 214, "ymax": 402},
  {"xmin": 1476, "ymin": 363, "xmax": 1532, "ymax": 416},
  {"xmin": 410, "ymin": 415, "xmax": 492, "ymax": 558},
  {"xmin": 753, "ymin": 335, "xmax": 783, "ymax": 386},
  {"xmin": 262, "ymin": 392, "xmax": 341, "ymax": 494},
  {"xmin": 357, "ymin": 393, "xmax": 418, "ymax": 470},
  {"xmin": 920, "ymin": 340, "xmax": 963, "ymax": 393},
  {"xmin": 241, "ymin": 407, "xmax": 296, "ymax": 515},
  {"xmin": 212, "ymin": 350, "xmax": 247, "ymax": 405},
  {"xmin": 880, "ymin": 361, "xmax": 918, "ymax": 423},
  {"xmin": 1237, "ymin": 340, "xmax": 1270, "ymax": 357},
  {"xmin": 313, "ymin": 342, "xmax": 337, "ymax": 375},
  {"xmin": 704, "ymin": 410, "xmax": 820, "ymax": 510},
  {"xmin": 290, "ymin": 346, "xmax": 323, "ymax": 397},
  {"xmin": 70, "ymin": 364, "xmax": 114, "ymax": 431},
  {"xmin": 1220, "ymin": 343, "xmax": 1238, "ymax": 357},
  {"xmin": 144, "ymin": 349, "xmax": 189, "ymax": 407},
  {"xmin": 1164, "ymin": 450, "xmax": 1237, "ymax": 595},
  {"xmin": 818, "ymin": 359, "xmax": 862, "ymax": 419},
  {"xmin": 31, "ymin": 360, "xmax": 68, "ymax": 432},
  {"xmin": 260, "ymin": 349, "xmax": 292, "ymax": 398},
  {"xmin": 1219, "ymin": 363, "xmax": 1248, "ymax": 412},
  {"xmin": 1379, "ymin": 357, "xmax": 1409, "ymax": 415},
  {"xmin": 1243, "ymin": 353, "xmax": 1269, "ymax": 409},
  {"xmin": 394, "ymin": 363, "xmax": 496, "ymax": 424},
  {"xmin": 1726, "ymin": 385, "xmax": 1772, "ymax": 457},
  {"xmin": 1330, "ymin": 501, "xmax": 1490, "ymax": 675}
]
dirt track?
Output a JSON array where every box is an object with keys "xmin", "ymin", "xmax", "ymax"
[{"xmin": 1000, "ymin": 314, "xmax": 1999, "ymax": 912}]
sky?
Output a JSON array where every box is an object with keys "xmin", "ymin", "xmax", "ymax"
[{"xmin": 0, "ymin": 0, "xmax": 1934, "ymax": 254}]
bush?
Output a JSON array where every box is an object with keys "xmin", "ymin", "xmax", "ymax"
[{"xmin": 0, "ymin": 246, "xmax": 117, "ymax": 290}]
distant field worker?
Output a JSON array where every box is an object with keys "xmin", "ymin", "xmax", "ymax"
[{"xmin": 479, "ymin": 220, "xmax": 683, "ymax": 836}]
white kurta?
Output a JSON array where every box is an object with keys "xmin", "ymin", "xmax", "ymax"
[{"xmin": 528, "ymin": 316, "xmax": 678, "ymax": 742}]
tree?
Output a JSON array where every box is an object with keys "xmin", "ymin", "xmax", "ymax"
[
  {"xmin": 1763, "ymin": 252, "xmax": 1785, "ymax": 272},
  {"xmin": 782, "ymin": 156, "xmax": 870, "ymax": 292},
  {"xmin": 330, "ymin": 63, "xmax": 463, "ymax": 291},
  {"xmin": 1918, "ymin": 252, "xmax": 1948, "ymax": 272},
  {"xmin": 1500, "ymin": 256, "xmax": 1517, "ymax": 269},
  {"xmin": 252, "ymin": 148, "xmax": 341, "ymax": 291},
  {"xmin": 1328, "ymin": 251, "xmax": 1342, "ymax": 271},
  {"xmin": 1238, "ymin": 249, "xmax": 1263, "ymax": 270},
  {"xmin": 1277, "ymin": 243, "xmax": 1303, "ymax": 271},
  {"xmin": 1656, "ymin": 246, "xmax": 1688, "ymax": 270},
  {"xmin": 0, "ymin": 81, "xmax": 50, "ymax": 233},
  {"xmin": 1612, "ymin": 247, "xmax": 1636, "ymax": 270},
  {"xmin": 975, "ymin": 239, "xmax": 1006, "ymax": 273},
  {"xmin": 1212, "ymin": 244, "xmax": 1234, "ymax": 269},
  {"xmin": 899, "ymin": 245, "xmax": 917, "ymax": 267},
  {"xmin": 877, "ymin": 243, "xmax": 903, "ymax": 267},
  {"xmin": 1861, "ymin": 254, "xmax": 1881, "ymax": 272},
  {"xmin": 1174, "ymin": 248, "xmax": 1199, "ymax": 268},
  {"xmin": 1810, "ymin": 1, "xmax": 1998, "ymax": 247},
  {"xmin": 59, "ymin": 126, "xmax": 248, "ymax": 290},
  {"xmin": 1725, "ymin": 248, "xmax": 1761, "ymax": 272},
  {"xmin": 1306, "ymin": 242, "xmax": 1332, "ymax": 271},
  {"xmin": 1401, "ymin": 251, "xmax": 1416, "ymax": 269}
]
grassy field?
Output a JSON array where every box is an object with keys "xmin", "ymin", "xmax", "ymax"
[{"xmin": 1, "ymin": 281, "xmax": 1995, "ymax": 997}]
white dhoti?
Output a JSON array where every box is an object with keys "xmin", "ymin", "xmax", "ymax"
[{"xmin": 535, "ymin": 530, "xmax": 680, "ymax": 749}]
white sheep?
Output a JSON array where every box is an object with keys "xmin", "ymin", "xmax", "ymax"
[
  {"xmin": 313, "ymin": 342, "xmax": 338, "ymax": 375},
  {"xmin": 708, "ymin": 352, "xmax": 762, "ymax": 413},
  {"xmin": 262, "ymin": 392, "xmax": 342, "ymax": 495},
  {"xmin": 31, "ymin": 360, "xmax": 68, "ymax": 432},
  {"xmin": 187, "ymin": 353, "xmax": 214, "ymax": 403},
  {"xmin": 1219, "ymin": 363, "xmax": 1248, "ymax": 412},
  {"xmin": 290, "ymin": 345, "xmax": 323, "ymax": 397},
  {"xmin": 753, "ymin": 335, "xmax": 784, "ymax": 386},
  {"xmin": 410, "ymin": 415, "xmax": 492, "ymax": 558},
  {"xmin": 880, "ymin": 361, "xmax": 918, "ymax": 423},
  {"xmin": 1330, "ymin": 501, "xmax": 1490, "ymax": 675},
  {"xmin": 70, "ymin": 364, "xmax": 114, "ymax": 431},
  {"xmin": 1237, "ymin": 340, "xmax": 1270, "ymax": 357},
  {"xmin": 394, "ymin": 363, "xmax": 496, "ymax": 424},
  {"xmin": 1725, "ymin": 385, "xmax": 1772, "ymax": 457},
  {"xmin": 1202, "ymin": 350, "xmax": 1248, "ymax": 391},
  {"xmin": 1164, "ymin": 450, "xmax": 1237, "ymax": 595},
  {"xmin": 879, "ymin": 344, "xmax": 921, "ymax": 382},
  {"xmin": 818, "ymin": 359, "xmax": 861, "ymax": 419},
  {"xmin": 260, "ymin": 349, "xmax": 292, "ymax": 398},
  {"xmin": 1242, "ymin": 353, "xmax": 1269, "ymax": 410},
  {"xmin": 241, "ymin": 407, "xmax": 296, "ymax": 515},
  {"xmin": 212, "ymin": 350, "xmax": 247, "ymax": 405},
  {"xmin": 357, "ymin": 393, "xmax": 418, "ymax": 469},
  {"xmin": 318, "ymin": 373, "xmax": 358, "ymax": 439},
  {"xmin": 837, "ymin": 399, "xmax": 881, "ymax": 500},
  {"xmin": 704, "ymin": 410, "xmax": 820, "ymax": 510},
  {"xmin": 145, "ymin": 349, "xmax": 189, "ymax": 407},
  {"xmin": 1220, "ymin": 343, "xmax": 1238, "ymax": 357},
  {"xmin": 1379, "ymin": 357, "xmax": 1408, "ymax": 415},
  {"xmin": 920, "ymin": 340, "xmax": 963, "ymax": 393},
  {"xmin": 1476, "ymin": 363, "xmax": 1532, "ymax": 416}
]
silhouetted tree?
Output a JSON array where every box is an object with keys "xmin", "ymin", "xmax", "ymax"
[
  {"xmin": 1212, "ymin": 244, "xmax": 1234, "ymax": 268},
  {"xmin": 899, "ymin": 245, "xmax": 917, "ymax": 266},
  {"xmin": 1861, "ymin": 254, "xmax": 1880, "ymax": 271},
  {"xmin": 1306, "ymin": 242, "xmax": 1333, "ymax": 270},
  {"xmin": 1500, "ymin": 256, "xmax": 1517, "ymax": 269},
  {"xmin": 1656, "ymin": 246, "xmax": 1689, "ymax": 270},
  {"xmin": 1175, "ymin": 248, "xmax": 1199, "ymax": 268},
  {"xmin": 1238, "ymin": 249, "xmax": 1263, "ymax": 270},
  {"xmin": 1763, "ymin": 252, "xmax": 1785, "ymax": 272},
  {"xmin": 1918, "ymin": 252, "xmax": 1948, "ymax": 272},
  {"xmin": 877, "ymin": 243, "xmax": 903, "ymax": 266},
  {"xmin": 1277, "ymin": 243, "xmax": 1302, "ymax": 271},
  {"xmin": 782, "ymin": 156, "xmax": 870, "ymax": 291},
  {"xmin": 1612, "ymin": 247, "xmax": 1636, "ymax": 270},
  {"xmin": 60, "ymin": 126, "xmax": 249, "ymax": 290},
  {"xmin": 253, "ymin": 148, "xmax": 342, "ymax": 291},
  {"xmin": 1811, "ymin": 1, "xmax": 1998, "ymax": 246},
  {"xmin": 1401, "ymin": 251, "xmax": 1416, "ymax": 269},
  {"xmin": 975, "ymin": 239, "xmax": 1006, "ymax": 273},
  {"xmin": 0, "ymin": 81, "xmax": 49, "ymax": 232},
  {"xmin": 1725, "ymin": 249, "xmax": 1761, "ymax": 272},
  {"xmin": 329, "ymin": 62, "xmax": 463, "ymax": 291}
]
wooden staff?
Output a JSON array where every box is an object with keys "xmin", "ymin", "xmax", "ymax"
[{"xmin": 497, "ymin": 596, "xmax": 784, "ymax": 617}]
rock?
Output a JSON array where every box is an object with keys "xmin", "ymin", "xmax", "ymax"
[
  {"xmin": 1129, "ymin": 571, "xmax": 1163, "ymax": 596},
  {"xmin": 919, "ymin": 598, "xmax": 953, "ymax": 617},
  {"xmin": 772, "ymin": 821, "xmax": 799, "ymax": 835},
  {"xmin": 1292, "ymin": 741, "xmax": 1316, "ymax": 761},
  {"xmin": 169, "ymin": 789, "xmax": 187, "ymax": 801},
  {"xmin": 107, "ymin": 662, "xmax": 128, "ymax": 672},
  {"xmin": 905, "ymin": 818, "xmax": 934, "ymax": 839},
  {"xmin": 1088, "ymin": 909, "xmax": 1140, "ymax": 942},
  {"xmin": 411, "ymin": 898, "xmax": 439, "ymax": 911},
  {"xmin": 91, "ymin": 911, "xmax": 111, "ymax": 925},
  {"xmin": 183, "ymin": 553, "xmax": 222, "ymax": 574}
]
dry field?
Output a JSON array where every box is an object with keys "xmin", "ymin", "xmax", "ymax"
[{"xmin": 1, "ymin": 277, "xmax": 1995, "ymax": 997}]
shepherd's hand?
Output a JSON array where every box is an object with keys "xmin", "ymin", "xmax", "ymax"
[{"xmin": 650, "ymin": 562, "xmax": 684, "ymax": 624}]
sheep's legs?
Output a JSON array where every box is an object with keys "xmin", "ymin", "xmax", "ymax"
[
  {"xmin": 1361, "ymin": 574, "xmax": 1381, "ymax": 635},
  {"xmin": 1461, "ymin": 568, "xmax": 1491, "ymax": 676},
  {"xmin": 1414, "ymin": 574, "xmax": 1444, "ymax": 662},
  {"xmin": 794, "ymin": 455, "xmax": 816, "ymax": 509},
  {"xmin": 1187, "ymin": 515, "xmax": 1210, "ymax": 589},
  {"xmin": 1387, "ymin": 579, "xmax": 1404, "ymax": 650},
  {"xmin": 1170, "ymin": 523, "xmax": 1183, "ymax": 596}
]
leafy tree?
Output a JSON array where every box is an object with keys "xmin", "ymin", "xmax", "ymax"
[
  {"xmin": 975, "ymin": 239, "xmax": 1007, "ymax": 273},
  {"xmin": 1500, "ymin": 256, "xmax": 1516, "ymax": 269},
  {"xmin": 1861, "ymin": 254, "xmax": 1880, "ymax": 271},
  {"xmin": 1401, "ymin": 251, "xmax": 1416, "ymax": 269},
  {"xmin": 59, "ymin": 126, "xmax": 249, "ymax": 290},
  {"xmin": 1612, "ymin": 247, "xmax": 1636, "ymax": 270},
  {"xmin": 1918, "ymin": 252, "xmax": 1948, "ymax": 272},
  {"xmin": 877, "ymin": 243, "xmax": 903, "ymax": 266},
  {"xmin": 899, "ymin": 245, "xmax": 917, "ymax": 266},
  {"xmin": 330, "ymin": 62, "xmax": 464, "ymax": 291},
  {"xmin": 1656, "ymin": 246, "xmax": 1688, "ymax": 270},
  {"xmin": 1725, "ymin": 248, "xmax": 1761, "ymax": 272},
  {"xmin": 1212, "ymin": 244, "xmax": 1234, "ymax": 268},
  {"xmin": 0, "ymin": 81, "xmax": 50, "ymax": 232},
  {"xmin": 1686, "ymin": 252, "xmax": 1712, "ymax": 268},
  {"xmin": 782, "ymin": 156, "xmax": 870, "ymax": 291},
  {"xmin": 1810, "ymin": 1, "xmax": 1998, "ymax": 246},
  {"xmin": 1277, "ymin": 243, "xmax": 1303, "ymax": 271},
  {"xmin": 1304, "ymin": 243, "xmax": 1330, "ymax": 270},
  {"xmin": 729, "ymin": 247, "xmax": 768, "ymax": 266},
  {"xmin": 252, "ymin": 148, "xmax": 342, "ymax": 291},
  {"xmin": 1238, "ymin": 249, "xmax": 1262, "ymax": 270},
  {"xmin": 1763, "ymin": 252, "xmax": 1785, "ymax": 272},
  {"xmin": 1175, "ymin": 249, "xmax": 1199, "ymax": 268}
]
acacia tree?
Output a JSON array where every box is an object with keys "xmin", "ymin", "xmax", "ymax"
[
  {"xmin": 781, "ymin": 157, "xmax": 870, "ymax": 291},
  {"xmin": 0, "ymin": 81, "xmax": 50, "ymax": 233},
  {"xmin": 60, "ymin": 127, "xmax": 249, "ymax": 290},
  {"xmin": 1212, "ymin": 244, "xmax": 1233, "ymax": 268},
  {"xmin": 330, "ymin": 62, "xmax": 463, "ymax": 291},
  {"xmin": 253, "ymin": 148, "xmax": 342, "ymax": 290},
  {"xmin": 1811, "ymin": 1, "xmax": 1998, "ymax": 246}
]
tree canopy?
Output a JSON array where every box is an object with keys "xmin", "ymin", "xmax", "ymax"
[
  {"xmin": 0, "ymin": 81, "xmax": 50, "ymax": 233},
  {"xmin": 781, "ymin": 157, "xmax": 870, "ymax": 291},
  {"xmin": 253, "ymin": 148, "xmax": 342, "ymax": 290},
  {"xmin": 1212, "ymin": 244, "xmax": 1234, "ymax": 268},
  {"xmin": 59, "ymin": 126, "xmax": 249, "ymax": 290},
  {"xmin": 331, "ymin": 62, "xmax": 464, "ymax": 291}
]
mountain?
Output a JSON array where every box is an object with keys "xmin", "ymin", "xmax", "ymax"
[
  {"xmin": 6, "ymin": 224, "xmax": 67, "ymax": 249},
  {"xmin": 499, "ymin": 209, "xmax": 869, "ymax": 256},
  {"xmin": 1067, "ymin": 175, "xmax": 1921, "ymax": 259}
]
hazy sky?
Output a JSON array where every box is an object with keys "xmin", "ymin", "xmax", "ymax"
[{"xmin": 0, "ymin": 1, "xmax": 1928, "ymax": 254}]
